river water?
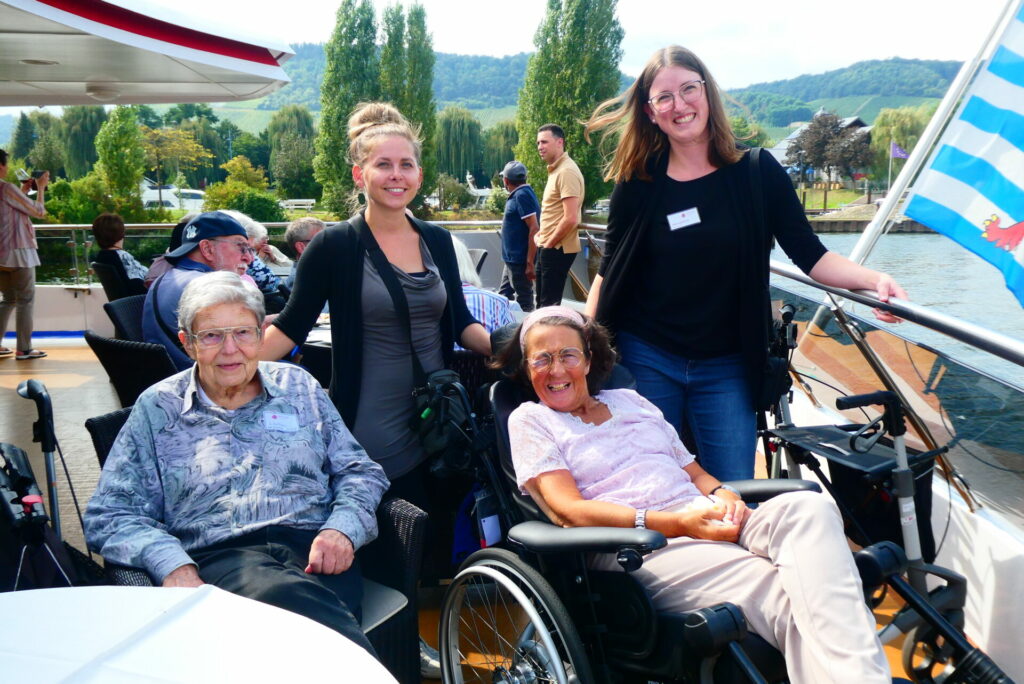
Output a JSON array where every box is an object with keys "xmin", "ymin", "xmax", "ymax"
[{"xmin": 772, "ymin": 233, "xmax": 1024, "ymax": 389}]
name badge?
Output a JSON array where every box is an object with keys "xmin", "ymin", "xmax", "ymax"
[
  {"xmin": 263, "ymin": 411, "xmax": 299, "ymax": 432},
  {"xmin": 667, "ymin": 207, "xmax": 701, "ymax": 230}
]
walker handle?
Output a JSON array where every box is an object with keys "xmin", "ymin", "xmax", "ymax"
[{"xmin": 836, "ymin": 391, "xmax": 906, "ymax": 438}]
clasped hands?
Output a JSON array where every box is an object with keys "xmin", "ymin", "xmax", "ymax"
[{"xmin": 681, "ymin": 494, "xmax": 750, "ymax": 543}]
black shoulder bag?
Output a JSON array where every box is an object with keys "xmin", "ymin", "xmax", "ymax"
[
  {"xmin": 355, "ymin": 219, "xmax": 475, "ymax": 477},
  {"xmin": 749, "ymin": 148, "xmax": 793, "ymax": 412}
]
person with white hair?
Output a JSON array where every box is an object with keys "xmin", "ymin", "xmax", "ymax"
[
  {"xmin": 452, "ymin": 236, "xmax": 518, "ymax": 350},
  {"xmin": 219, "ymin": 209, "xmax": 290, "ymax": 312}
]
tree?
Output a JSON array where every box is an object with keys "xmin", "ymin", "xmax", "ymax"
[
  {"xmin": 404, "ymin": 3, "xmax": 438, "ymax": 209},
  {"xmin": 314, "ymin": 0, "xmax": 380, "ymax": 213},
  {"xmin": 163, "ymin": 103, "xmax": 218, "ymax": 126},
  {"xmin": 94, "ymin": 105, "xmax": 145, "ymax": 209},
  {"xmin": 483, "ymin": 121, "xmax": 519, "ymax": 180},
  {"xmin": 436, "ymin": 106, "xmax": 483, "ymax": 184},
  {"xmin": 10, "ymin": 113, "xmax": 36, "ymax": 160},
  {"xmin": 267, "ymin": 104, "xmax": 316, "ymax": 177},
  {"xmin": 178, "ymin": 118, "xmax": 224, "ymax": 187},
  {"xmin": 28, "ymin": 131, "xmax": 64, "ymax": 177},
  {"xmin": 61, "ymin": 105, "xmax": 107, "ymax": 179},
  {"xmin": 730, "ymin": 116, "xmax": 772, "ymax": 149},
  {"xmin": 222, "ymin": 155, "xmax": 269, "ymax": 189},
  {"xmin": 514, "ymin": 0, "xmax": 624, "ymax": 204},
  {"xmin": 134, "ymin": 105, "xmax": 164, "ymax": 129},
  {"xmin": 827, "ymin": 128, "xmax": 872, "ymax": 180},
  {"xmin": 786, "ymin": 111, "xmax": 842, "ymax": 178},
  {"xmin": 272, "ymin": 132, "xmax": 320, "ymax": 199},
  {"xmin": 216, "ymin": 120, "xmax": 244, "ymax": 159},
  {"xmin": 234, "ymin": 131, "xmax": 271, "ymax": 173},
  {"xmin": 868, "ymin": 104, "xmax": 933, "ymax": 179},
  {"xmin": 379, "ymin": 4, "xmax": 406, "ymax": 107},
  {"xmin": 140, "ymin": 126, "xmax": 214, "ymax": 205},
  {"xmin": 435, "ymin": 173, "xmax": 472, "ymax": 210}
]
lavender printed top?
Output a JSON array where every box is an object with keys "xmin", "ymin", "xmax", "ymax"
[
  {"xmin": 84, "ymin": 362, "xmax": 388, "ymax": 582},
  {"xmin": 508, "ymin": 388, "xmax": 702, "ymax": 511}
]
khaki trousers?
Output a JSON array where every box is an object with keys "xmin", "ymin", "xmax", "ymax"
[
  {"xmin": 0, "ymin": 265, "xmax": 35, "ymax": 352},
  {"xmin": 593, "ymin": 491, "xmax": 889, "ymax": 684}
]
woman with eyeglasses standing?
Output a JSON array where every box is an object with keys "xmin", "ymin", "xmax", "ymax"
[{"xmin": 584, "ymin": 46, "xmax": 907, "ymax": 481}]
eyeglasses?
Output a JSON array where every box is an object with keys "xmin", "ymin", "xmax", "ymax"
[
  {"xmin": 527, "ymin": 347, "xmax": 586, "ymax": 371},
  {"xmin": 188, "ymin": 325, "xmax": 262, "ymax": 348},
  {"xmin": 647, "ymin": 80, "xmax": 706, "ymax": 113},
  {"xmin": 211, "ymin": 238, "xmax": 255, "ymax": 256}
]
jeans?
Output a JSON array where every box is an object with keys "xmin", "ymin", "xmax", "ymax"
[
  {"xmin": 190, "ymin": 526, "xmax": 376, "ymax": 657},
  {"xmin": 0, "ymin": 266, "xmax": 35, "ymax": 352},
  {"xmin": 535, "ymin": 246, "xmax": 577, "ymax": 308},
  {"xmin": 498, "ymin": 261, "xmax": 535, "ymax": 312},
  {"xmin": 616, "ymin": 331, "xmax": 755, "ymax": 481}
]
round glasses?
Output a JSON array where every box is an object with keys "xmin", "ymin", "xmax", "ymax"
[
  {"xmin": 189, "ymin": 325, "xmax": 262, "ymax": 348},
  {"xmin": 527, "ymin": 347, "xmax": 585, "ymax": 371},
  {"xmin": 647, "ymin": 80, "xmax": 706, "ymax": 113}
]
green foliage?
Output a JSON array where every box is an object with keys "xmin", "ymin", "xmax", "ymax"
[
  {"xmin": 178, "ymin": 118, "xmax": 225, "ymax": 187},
  {"xmin": 514, "ymin": 0, "xmax": 624, "ymax": 205},
  {"xmin": 267, "ymin": 105, "xmax": 315, "ymax": 151},
  {"xmin": 379, "ymin": 4, "xmax": 407, "ymax": 107},
  {"xmin": 94, "ymin": 106, "xmax": 145, "ymax": 201},
  {"xmin": 868, "ymin": 104, "xmax": 934, "ymax": 179},
  {"xmin": 786, "ymin": 111, "xmax": 870, "ymax": 180},
  {"xmin": 221, "ymin": 155, "xmax": 269, "ymax": 189},
  {"xmin": 808, "ymin": 95, "xmax": 938, "ymax": 125},
  {"xmin": 483, "ymin": 121, "xmax": 519, "ymax": 180},
  {"xmin": 163, "ymin": 103, "xmax": 218, "ymax": 126},
  {"xmin": 61, "ymin": 106, "xmax": 106, "ymax": 179},
  {"xmin": 202, "ymin": 179, "xmax": 250, "ymax": 210},
  {"xmin": 730, "ymin": 117, "xmax": 772, "ymax": 148},
  {"xmin": 272, "ymin": 133, "xmax": 320, "ymax": 199},
  {"xmin": 486, "ymin": 185, "xmax": 509, "ymax": 214},
  {"xmin": 29, "ymin": 131, "xmax": 64, "ymax": 177},
  {"xmin": 435, "ymin": 173, "xmax": 472, "ymax": 210},
  {"xmin": 141, "ymin": 126, "xmax": 213, "ymax": 189},
  {"xmin": 134, "ymin": 105, "xmax": 164, "ymax": 129},
  {"xmin": 434, "ymin": 52, "xmax": 532, "ymax": 109},
  {"xmin": 10, "ymin": 113, "xmax": 36, "ymax": 159},
  {"xmin": 729, "ymin": 91, "xmax": 813, "ymax": 127},
  {"xmin": 231, "ymin": 189, "xmax": 287, "ymax": 222},
  {"xmin": 405, "ymin": 3, "xmax": 438, "ymax": 206},
  {"xmin": 44, "ymin": 172, "xmax": 111, "ymax": 224},
  {"xmin": 436, "ymin": 106, "xmax": 484, "ymax": 183},
  {"xmin": 233, "ymin": 131, "xmax": 271, "ymax": 173},
  {"xmin": 315, "ymin": 0, "xmax": 380, "ymax": 214}
]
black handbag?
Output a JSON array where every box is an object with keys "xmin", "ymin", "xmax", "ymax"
[
  {"xmin": 748, "ymin": 148, "xmax": 793, "ymax": 412},
  {"xmin": 356, "ymin": 220, "xmax": 474, "ymax": 477}
]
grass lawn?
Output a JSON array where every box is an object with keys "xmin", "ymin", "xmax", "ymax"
[{"xmin": 794, "ymin": 188, "xmax": 862, "ymax": 211}]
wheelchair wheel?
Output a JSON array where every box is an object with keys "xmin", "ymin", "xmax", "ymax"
[
  {"xmin": 901, "ymin": 623, "xmax": 955, "ymax": 683},
  {"xmin": 440, "ymin": 547, "xmax": 593, "ymax": 684}
]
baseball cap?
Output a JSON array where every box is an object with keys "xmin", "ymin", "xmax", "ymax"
[
  {"xmin": 500, "ymin": 161, "xmax": 527, "ymax": 183},
  {"xmin": 167, "ymin": 211, "xmax": 247, "ymax": 260}
]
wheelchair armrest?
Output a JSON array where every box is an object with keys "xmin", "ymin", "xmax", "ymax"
[
  {"xmin": 507, "ymin": 520, "xmax": 666, "ymax": 555},
  {"xmin": 727, "ymin": 478, "xmax": 820, "ymax": 502},
  {"xmin": 359, "ymin": 497, "xmax": 428, "ymax": 601},
  {"xmin": 105, "ymin": 561, "xmax": 155, "ymax": 586}
]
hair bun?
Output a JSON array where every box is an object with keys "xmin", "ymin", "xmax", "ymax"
[{"xmin": 347, "ymin": 102, "xmax": 410, "ymax": 141}]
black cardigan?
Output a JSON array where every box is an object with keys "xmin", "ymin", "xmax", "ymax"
[
  {"xmin": 596, "ymin": 149, "xmax": 827, "ymax": 394},
  {"xmin": 273, "ymin": 213, "xmax": 478, "ymax": 427}
]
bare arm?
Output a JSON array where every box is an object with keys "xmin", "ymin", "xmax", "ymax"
[
  {"xmin": 542, "ymin": 196, "xmax": 581, "ymax": 248},
  {"xmin": 259, "ymin": 324, "xmax": 299, "ymax": 361},
  {"xmin": 808, "ymin": 252, "xmax": 908, "ymax": 323},
  {"xmin": 584, "ymin": 274, "xmax": 603, "ymax": 317},
  {"xmin": 459, "ymin": 322, "xmax": 492, "ymax": 356},
  {"xmin": 162, "ymin": 564, "xmax": 204, "ymax": 588},
  {"xmin": 524, "ymin": 213, "xmax": 540, "ymax": 279}
]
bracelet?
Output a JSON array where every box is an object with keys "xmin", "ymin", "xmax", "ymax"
[{"xmin": 634, "ymin": 508, "xmax": 647, "ymax": 529}]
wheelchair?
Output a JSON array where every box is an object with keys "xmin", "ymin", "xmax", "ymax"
[{"xmin": 437, "ymin": 367, "xmax": 913, "ymax": 684}]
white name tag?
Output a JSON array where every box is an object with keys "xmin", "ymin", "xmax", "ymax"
[
  {"xmin": 667, "ymin": 207, "xmax": 701, "ymax": 230},
  {"xmin": 263, "ymin": 411, "xmax": 299, "ymax": 432}
]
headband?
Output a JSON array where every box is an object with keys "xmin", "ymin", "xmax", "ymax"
[{"xmin": 519, "ymin": 306, "xmax": 586, "ymax": 351}]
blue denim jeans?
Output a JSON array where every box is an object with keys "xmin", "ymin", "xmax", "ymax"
[{"xmin": 616, "ymin": 331, "xmax": 756, "ymax": 482}]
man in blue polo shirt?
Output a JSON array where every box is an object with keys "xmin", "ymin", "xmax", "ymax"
[
  {"xmin": 142, "ymin": 211, "xmax": 254, "ymax": 370},
  {"xmin": 498, "ymin": 160, "xmax": 540, "ymax": 312}
]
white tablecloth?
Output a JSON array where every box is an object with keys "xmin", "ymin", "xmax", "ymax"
[{"xmin": 0, "ymin": 585, "xmax": 396, "ymax": 683}]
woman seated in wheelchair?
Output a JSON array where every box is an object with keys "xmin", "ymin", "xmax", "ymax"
[{"xmin": 495, "ymin": 305, "xmax": 891, "ymax": 684}]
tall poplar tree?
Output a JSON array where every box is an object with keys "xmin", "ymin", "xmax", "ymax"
[
  {"xmin": 514, "ymin": 0, "xmax": 623, "ymax": 204},
  {"xmin": 405, "ymin": 3, "xmax": 437, "ymax": 207},
  {"xmin": 62, "ymin": 105, "xmax": 107, "ymax": 179},
  {"xmin": 379, "ymin": 5, "xmax": 407, "ymax": 108},
  {"xmin": 314, "ymin": 0, "xmax": 380, "ymax": 213},
  {"xmin": 10, "ymin": 113, "xmax": 36, "ymax": 160}
]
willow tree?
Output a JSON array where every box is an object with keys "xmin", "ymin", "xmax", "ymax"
[
  {"xmin": 314, "ymin": 0, "xmax": 380, "ymax": 214},
  {"xmin": 868, "ymin": 104, "xmax": 934, "ymax": 179},
  {"xmin": 514, "ymin": 0, "xmax": 623, "ymax": 204},
  {"xmin": 483, "ymin": 121, "xmax": 519, "ymax": 180},
  {"xmin": 404, "ymin": 3, "xmax": 437, "ymax": 204},
  {"xmin": 62, "ymin": 105, "xmax": 107, "ymax": 179},
  {"xmin": 436, "ymin": 106, "xmax": 483, "ymax": 184},
  {"xmin": 94, "ymin": 105, "xmax": 145, "ymax": 204}
]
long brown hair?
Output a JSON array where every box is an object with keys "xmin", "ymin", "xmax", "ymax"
[{"xmin": 585, "ymin": 46, "xmax": 742, "ymax": 183}]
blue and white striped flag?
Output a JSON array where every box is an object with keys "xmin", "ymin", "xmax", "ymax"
[{"xmin": 905, "ymin": 3, "xmax": 1024, "ymax": 306}]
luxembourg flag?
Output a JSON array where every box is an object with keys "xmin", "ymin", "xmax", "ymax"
[{"xmin": 905, "ymin": 2, "xmax": 1024, "ymax": 306}]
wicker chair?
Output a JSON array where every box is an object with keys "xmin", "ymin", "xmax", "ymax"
[
  {"xmin": 102, "ymin": 293, "xmax": 147, "ymax": 342},
  {"xmin": 85, "ymin": 408, "xmax": 426, "ymax": 684},
  {"xmin": 91, "ymin": 260, "xmax": 146, "ymax": 302},
  {"xmin": 84, "ymin": 330, "xmax": 179, "ymax": 408}
]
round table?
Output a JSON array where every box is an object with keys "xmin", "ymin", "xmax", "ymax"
[{"xmin": 0, "ymin": 584, "xmax": 396, "ymax": 682}]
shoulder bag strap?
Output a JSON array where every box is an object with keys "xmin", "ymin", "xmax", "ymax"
[
  {"xmin": 151, "ymin": 275, "xmax": 186, "ymax": 353},
  {"xmin": 353, "ymin": 215, "xmax": 429, "ymax": 386}
]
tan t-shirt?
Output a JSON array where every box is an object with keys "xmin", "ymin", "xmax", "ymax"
[{"xmin": 538, "ymin": 153, "xmax": 584, "ymax": 254}]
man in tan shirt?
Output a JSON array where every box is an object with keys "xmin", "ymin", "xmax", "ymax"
[{"xmin": 535, "ymin": 124, "xmax": 584, "ymax": 307}]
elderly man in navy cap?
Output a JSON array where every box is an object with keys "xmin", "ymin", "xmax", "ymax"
[{"xmin": 142, "ymin": 211, "xmax": 255, "ymax": 370}]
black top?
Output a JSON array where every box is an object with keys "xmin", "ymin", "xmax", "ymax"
[
  {"xmin": 597, "ymin": 150, "xmax": 827, "ymax": 382},
  {"xmin": 273, "ymin": 213, "xmax": 478, "ymax": 428}
]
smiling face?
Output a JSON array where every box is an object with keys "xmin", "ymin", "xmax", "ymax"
[
  {"xmin": 646, "ymin": 65, "xmax": 709, "ymax": 147},
  {"xmin": 183, "ymin": 302, "xmax": 261, "ymax": 402},
  {"xmin": 524, "ymin": 323, "xmax": 592, "ymax": 414},
  {"xmin": 352, "ymin": 135, "xmax": 423, "ymax": 212}
]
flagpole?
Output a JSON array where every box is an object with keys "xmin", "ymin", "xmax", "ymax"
[
  {"xmin": 847, "ymin": 0, "xmax": 1023, "ymax": 266},
  {"xmin": 887, "ymin": 138, "xmax": 894, "ymax": 195}
]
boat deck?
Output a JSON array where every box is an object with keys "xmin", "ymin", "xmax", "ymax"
[{"xmin": 0, "ymin": 340, "xmax": 921, "ymax": 680}]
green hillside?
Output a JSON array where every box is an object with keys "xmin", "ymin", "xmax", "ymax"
[{"xmin": 807, "ymin": 95, "xmax": 939, "ymax": 122}]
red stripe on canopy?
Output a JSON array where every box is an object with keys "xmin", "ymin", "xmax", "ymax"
[{"xmin": 36, "ymin": 0, "xmax": 279, "ymax": 66}]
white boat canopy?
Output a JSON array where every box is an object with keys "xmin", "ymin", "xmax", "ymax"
[{"xmin": 0, "ymin": 0, "xmax": 292, "ymax": 106}]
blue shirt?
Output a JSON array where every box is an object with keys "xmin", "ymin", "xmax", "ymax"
[
  {"xmin": 84, "ymin": 362, "xmax": 389, "ymax": 583},
  {"xmin": 455, "ymin": 283, "xmax": 519, "ymax": 351},
  {"xmin": 501, "ymin": 184, "xmax": 540, "ymax": 264},
  {"xmin": 142, "ymin": 257, "xmax": 212, "ymax": 371},
  {"xmin": 247, "ymin": 254, "xmax": 280, "ymax": 294}
]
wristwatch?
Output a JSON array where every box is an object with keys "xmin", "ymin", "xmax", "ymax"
[
  {"xmin": 634, "ymin": 508, "xmax": 648, "ymax": 529},
  {"xmin": 710, "ymin": 484, "xmax": 741, "ymax": 497}
]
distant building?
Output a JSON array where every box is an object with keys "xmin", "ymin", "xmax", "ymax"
[{"xmin": 767, "ymin": 109, "xmax": 870, "ymax": 182}]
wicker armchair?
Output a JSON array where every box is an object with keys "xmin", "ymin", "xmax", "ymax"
[{"xmin": 102, "ymin": 294, "xmax": 147, "ymax": 342}]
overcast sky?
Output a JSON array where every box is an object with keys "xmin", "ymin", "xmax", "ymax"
[{"xmin": 145, "ymin": 0, "xmax": 1010, "ymax": 88}]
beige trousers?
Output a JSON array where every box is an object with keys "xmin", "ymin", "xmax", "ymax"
[
  {"xmin": 593, "ymin": 491, "xmax": 890, "ymax": 684},
  {"xmin": 0, "ymin": 265, "xmax": 35, "ymax": 352}
]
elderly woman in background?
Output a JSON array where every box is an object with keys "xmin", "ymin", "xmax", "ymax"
[
  {"xmin": 496, "ymin": 306, "xmax": 890, "ymax": 684},
  {"xmin": 85, "ymin": 271, "xmax": 388, "ymax": 657}
]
